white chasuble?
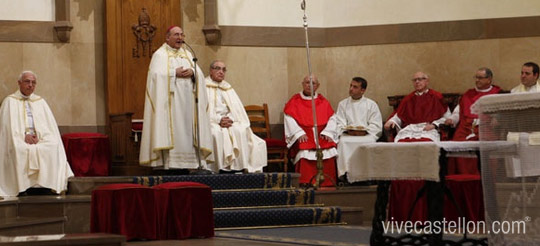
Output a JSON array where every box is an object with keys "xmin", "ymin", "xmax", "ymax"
[
  {"xmin": 0, "ymin": 90, "xmax": 74, "ymax": 197},
  {"xmin": 205, "ymin": 77, "xmax": 267, "ymax": 173},
  {"xmin": 139, "ymin": 43, "xmax": 213, "ymax": 169}
]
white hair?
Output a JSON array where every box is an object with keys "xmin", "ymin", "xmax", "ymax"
[{"xmin": 18, "ymin": 70, "xmax": 37, "ymax": 81}]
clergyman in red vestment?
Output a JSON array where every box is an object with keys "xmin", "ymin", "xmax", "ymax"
[
  {"xmin": 384, "ymin": 71, "xmax": 450, "ymax": 142},
  {"xmin": 284, "ymin": 75, "xmax": 337, "ymax": 187},
  {"xmin": 444, "ymin": 67, "xmax": 501, "ymax": 174},
  {"xmin": 384, "ymin": 71, "xmax": 450, "ymax": 222}
]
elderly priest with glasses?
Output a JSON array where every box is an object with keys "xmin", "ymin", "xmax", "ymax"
[
  {"xmin": 205, "ymin": 60, "xmax": 267, "ymax": 173},
  {"xmin": 0, "ymin": 71, "xmax": 74, "ymax": 197}
]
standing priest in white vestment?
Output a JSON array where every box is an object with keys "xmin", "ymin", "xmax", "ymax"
[
  {"xmin": 140, "ymin": 26, "xmax": 213, "ymax": 170},
  {"xmin": 324, "ymin": 77, "xmax": 382, "ymax": 183},
  {"xmin": 0, "ymin": 71, "xmax": 74, "ymax": 197},
  {"xmin": 205, "ymin": 60, "xmax": 267, "ymax": 173}
]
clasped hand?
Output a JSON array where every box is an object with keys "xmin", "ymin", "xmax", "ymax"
[
  {"xmin": 298, "ymin": 134, "xmax": 333, "ymax": 143},
  {"xmin": 176, "ymin": 66, "xmax": 194, "ymax": 78},
  {"xmin": 219, "ymin": 117, "xmax": 233, "ymax": 128},
  {"xmin": 24, "ymin": 134, "xmax": 39, "ymax": 144}
]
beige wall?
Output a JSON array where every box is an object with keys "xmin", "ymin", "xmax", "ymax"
[
  {"xmin": 193, "ymin": 36, "xmax": 540, "ymax": 124},
  {"xmin": 186, "ymin": 1, "xmax": 540, "ymax": 123},
  {"xmin": 0, "ymin": 1, "xmax": 105, "ymax": 130},
  {"xmin": 0, "ymin": 0, "xmax": 55, "ymax": 21},
  {"xmin": 1, "ymin": 1, "xmax": 539, "ymax": 130},
  {"xmin": 218, "ymin": 0, "xmax": 540, "ymax": 27}
]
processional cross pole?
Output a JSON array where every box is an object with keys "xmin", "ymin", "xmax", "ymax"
[{"xmin": 301, "ymin": 0, "xmax": 328, "ymax": 189}]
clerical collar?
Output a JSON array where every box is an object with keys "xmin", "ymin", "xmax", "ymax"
[
  {"xmin": 475, "ymin": 85, "xmax": 493, "ymax": 92},
  {"xmin": 17, "ymin": 90, "xmax": 31, "ymax": 100},
  {"xmin": 415, "ymin": 89, "xmax": 429, "ymax": 96},
  {"xmin": 300, "ymin": 92, "xmax": 318, "ymax": 100},
  {"xmin": 165, "ymin": 43, "xmax": 179, "ymax": 51},
  {"xmin": 207, "ymin": 77, "xmax": 232, "ymax": 90}
]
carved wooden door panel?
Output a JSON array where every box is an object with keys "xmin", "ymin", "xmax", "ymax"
[
  {"xmin": 106, "ymin": 0, "xmax": 181, "ymax": 119},
  {"xmin": 105, "ymin": 0, "xmax": 181, "ymax": 175}
]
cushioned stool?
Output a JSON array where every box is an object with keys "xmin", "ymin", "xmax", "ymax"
[
  {"xmin": 153, "ymin": 182, "xmax": 214, "ymax": 239},
  {"xmin": 61, "ymin": 132, "xmax": 111, "ymax": 176},
  {"xmin": 90, "ymin": 183, "xmax": 157, "ymax": 240}
]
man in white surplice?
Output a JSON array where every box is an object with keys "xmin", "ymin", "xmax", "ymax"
[
  {"xmin": 205, "ymin": 60, "xmax": 267, "ymax": 173},
  {"xmin": 325, "ymin": 77, "xmax": 382, "ymax": 182},
  {"xmin": 511, "ymin": 62, "xmax": 540, "ymax": 93},
  {"xmin": 139, "ymin": 26, "xmax": 213, "ymax": 170},
  {"xmin": 0, "ymin": 71, "xmax": 74, "ymax": 197}
]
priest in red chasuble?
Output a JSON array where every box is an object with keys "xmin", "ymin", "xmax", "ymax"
[
  {"xmin": 284, "ymin": 75, "xmax": 337, "ymax": 187},
  {"xmin": 384, "ymin": 71, "xmax": 450, "ymax": 222},
  {"xmin": 384, "ymin": 71, "xmax": 450, "ymax": 142},
  {"xmin": 444, "ymin": 67, "xmax": 501, "ymax": 174}
]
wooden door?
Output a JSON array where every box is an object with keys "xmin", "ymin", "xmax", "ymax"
[
  {"xmin": 106, "ymin": 0, "xmax": 181, "ymax": 119},
  {"xmin": 105, "ymin": 0, "xmax": 181, "ymax": 175}
]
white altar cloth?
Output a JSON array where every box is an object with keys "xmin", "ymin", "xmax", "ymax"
[{"xmin": 346, "ymin": 141, "xmax": 516, "ymax": 183}]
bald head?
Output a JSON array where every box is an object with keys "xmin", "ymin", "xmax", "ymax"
[
  {"xmin": 165, "ymin": 26, "xmax": 185, "ymax": 49},
  {"xmin": 301, "ymin": 74, "xmax": 319, "ymax": 96}
]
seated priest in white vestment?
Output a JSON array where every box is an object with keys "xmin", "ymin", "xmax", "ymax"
[
  {"xmin": 325, "ymin": 77, "xmax": 382, "ymax": 182},
  {"xmin": 205, "ymin": 60, "xmax": 267, "ymax": 173},
  {"xmin": 0, "ymin": 71, "xmax": 74, "ymax": 197},
  {"xmin": 139, "ymin": 26, "xmax": 213, "ymax": 170}
]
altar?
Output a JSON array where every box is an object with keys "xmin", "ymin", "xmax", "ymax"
[{"xmin": 363, "ymin": 141, "xmax": 516, "ymax": 246}]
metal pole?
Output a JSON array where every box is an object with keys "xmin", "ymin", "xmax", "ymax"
[
  {"xmin": 182, "ymin": 42, "xmax": 211, "ymax": 175},
  {"xmin": 301, "ymin": 0, "xmax": 324, "ymax": 188}
]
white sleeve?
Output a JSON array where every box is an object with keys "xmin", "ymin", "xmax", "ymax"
[
  {"xmin": 366, "ymin": 103, "xmax": 383, "ymax": 140},
  {"xmin": 448, "ymin": 105, "xmax": 460, "ymax": 127},
  {"xmin": 321, "ymin": 114, "xmax": 339, "ymax": 143},
  {"xmin": 284, "ymin": 114, "xmax": 306, "ymax": 148},
  {"xmin": 388, "ymin": 113, "xmax": 402, "ymax": 128},
  {"xmin": 432, "ymin": 107, "xmax": 452, "ymax": 127}
]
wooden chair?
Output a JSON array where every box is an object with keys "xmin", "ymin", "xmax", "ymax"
[{"xmin": 244, "ymin": 104, "xmax": 289, "ymax": 172}]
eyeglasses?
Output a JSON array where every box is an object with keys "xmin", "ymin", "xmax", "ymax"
[
  {"xmin": 211, "ymin": 66, "xmax": 227, "ymax": 72},
  {"xmin": 474, "ymin": 76, "xmax": 488, "ymax": 79},
  {"xmin": 411, "ymin": 77, "xmax": 427, "ymax": 82},
  {"xmin": 20, "ymin": 79, "xmax": 36, "ymax": 85}
]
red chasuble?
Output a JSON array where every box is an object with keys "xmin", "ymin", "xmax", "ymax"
[
  {"xmin": 395, "ymin": 89, "xmax": 447, "ymax": 128},
  {"xmin": 284, "ymin": 93, "xmax": 336, "ymax": 186},
  {"xmin": 452, "ymin": 86, "xmax": 501, "ymax": 141},
  {"xmin": 284, "ymin": 93, "xmax": 336, "ymax": 150},
  {"xmin": 390, "ymin": 89, "xmax": 447, "ymax": 221},
  {"xmin": 448, "ymin": 85, "xmax": 501, "ymax": 174}
]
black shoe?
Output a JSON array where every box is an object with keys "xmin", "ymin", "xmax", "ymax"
[{"xmin": 25, "ymin": 188, "xmax": 57, "ymax": 195}]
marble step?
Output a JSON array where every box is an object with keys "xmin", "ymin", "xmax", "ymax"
[
  {"xmin": 0, "ymin": 217, "xmax": 66, "ymax": 236},
  {"xmin": 214, "ymin": 206, "xmax": 342, "ymax": 229},
  {"xmin": 0, "ymin": 233, "xmax": 125, "ymax": 246},
  {"xmin": 340, "ymin": 206, "xmax": 364, "ymax": 226}
]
